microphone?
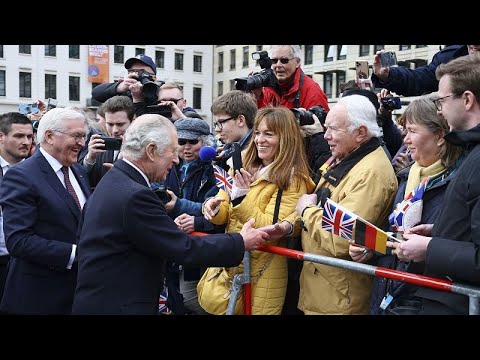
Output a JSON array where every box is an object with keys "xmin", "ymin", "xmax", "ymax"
[{"xmin": 199, "ymin": 146, "xmax": 217, "ymax": 161}]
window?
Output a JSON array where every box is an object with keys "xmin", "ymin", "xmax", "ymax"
[
  {"xmin": 135, "ymin": 48, "xmax": 144, "ymax": 56},
  {"xmin": 230, "ymin": 49, "xmax": 236, "ymax": 70},
  {"xmin": 156, "ymin": 50, "xmax": 165, "ymax": 68},
  {"xmin": 114, "ymin": 46, "xmax": 124, "ymax": 64},
  {"xmin": 337, "ymin": 45, "xmax": 347, "ymax": 60},
  {"xmin": 45, "ymin": 45, "xmax": 56, "ymax": 57},
  {"xmin": 0, "ymin": 46, "xmax": 4, "ymax": 58},
  {"xmin": 45, "ymin": 74, "xmax": 57, "ymax": 99},
  {"xmin": 193, "ymin": 55, "xmax": 202, "ymax": 72},
  {"xmin": 373, "ymin": 45, "xmax": 384, "ymax": 54},
  {"xmin": 69, "ymin": 76, "xmax": 80, "ymax": 101},
  {"xmin": 304, "ymin": 45, "xmax": 313, "ymax": 65},
  {"xmin": 19, "ymin": 72, "xmax": 32, "ymax": 98},
  {"xmin": 193, "ymin": 87, "xmax": 202, "ymax": 109},
  {"xmin": 230, "ymin": 79, "xmax": 235, "ymax": 91},
  {"xmin": 19, "ymin": 45, "xmax": 31, "ymax": 54},
  {"xmin": 325, "ymin": 45, "xmax": 336, "ymax": 62},
  {"xmin": 0, "ymin": 70, "xmax": 5, "ymax": 96},
  {"xmin": 399, "ymin": 45, "xmax": 411, "ymax": 51},
  {"xmin": 69, "ymin": 45, "xmax": 80, "ymax": 59},
  {"xmin": 359, "ymin": 45, "xmax": 369, "ymax": 57},
  {"xmin": 218, "ymin": 52, "xmax": 224, "ymax": 73},
  {"xmin": 323, "ymin": 73, "xmax": 332, "ymax": 98},
  {"xmin": 218, "ymin": 81, "xmax": 223, "ymax": 96},
  {"xmin": 336, "ymin": 71, "xmax": 345, "ymax": 98},
  {"xmin": 174, "ymin": 53, "xmax": 184, "ymax": 70},
  {"xmin": 242, "ymin": 46, "xmax": 249, "ymax": 68}
]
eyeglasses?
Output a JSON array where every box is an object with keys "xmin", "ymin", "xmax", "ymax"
[
  {"xmin": 270, "ymin": 57, "xmax": 294, "ymax": 65},
  {"xmin": 54, "ymin": 130, "xmax": 87, "ymax": 142},
  {"xmin": 433, "ymin": 94, "xmax": 455, "ymax": 111},
  {"xmin": 178, "ymin": 138, "xmax": 200, "ymax": 146},
  {"xmin": 213, "ymin": 116, "xmax": 235, "ymax": 130},
  {"xmin": 160, "ymin": 98, "xmax": 183, "ymax": 104}
]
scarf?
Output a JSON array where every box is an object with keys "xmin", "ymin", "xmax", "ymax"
[{"xmin": 404, "ymin": 159, "xmax": 446, "ymax": 197}]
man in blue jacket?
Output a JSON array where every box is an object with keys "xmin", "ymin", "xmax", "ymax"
[{"xmin": 371, "ymin": 45, "xmax": 479, "ymax": 96}]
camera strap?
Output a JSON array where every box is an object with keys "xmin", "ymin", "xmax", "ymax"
[{"xmin": 293, "ymin": 72, "xmax": 304, "ymax": 108}]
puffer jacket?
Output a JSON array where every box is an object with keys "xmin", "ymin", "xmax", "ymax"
[{"xmin": 207, "ymin": 172, "xmax": 315, "ymax": 315}]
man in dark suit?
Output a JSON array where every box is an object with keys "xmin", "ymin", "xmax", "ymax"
[
  {"xmin": 72, "ymin": 114, "xmax": 269, "ymax": 315},
  {"xmin": 0, "ymin": 108, "xmax": 91, "ymax": 314}
]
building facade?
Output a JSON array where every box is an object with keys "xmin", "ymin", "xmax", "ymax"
[
  {"xmin": 0, "ymin": 45, "xmax": 214, "ymax": 121},
  {"xmin": 213, "ymin": 45, "xmax": 442, "ymax": 115}
]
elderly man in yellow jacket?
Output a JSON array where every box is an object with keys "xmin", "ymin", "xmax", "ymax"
[{"xmin": 262, "ymin": 94, "xmax": 397, "ymax": 314}]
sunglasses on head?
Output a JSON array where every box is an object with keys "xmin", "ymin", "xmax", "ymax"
[
  {"xmin": 270, "ymin": 57, "xmax": 294, "ymax": 65},
  {"xmin": 178, "ymin": 138, "xmax": 200, "ymax": 146}
]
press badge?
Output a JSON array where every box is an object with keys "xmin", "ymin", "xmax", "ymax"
[{"xmin": 380, "ymin": 294, "xmax": 393, "ymax": 310}]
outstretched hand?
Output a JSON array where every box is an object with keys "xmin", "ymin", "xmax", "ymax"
[
  {"xmin": 257, "ymin": 221, "xmax": 291, "ymax": 241},
  {"xmin": 240, "ymin": 218, "xmax": 270, "ymax": 251}
]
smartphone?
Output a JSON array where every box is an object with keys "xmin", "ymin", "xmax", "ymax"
[
  {"xmin": 355, "ymin": 60, "xmax": 369, "ymax": 79},
  {"xmin": 100, "ymin": 136, "xmax": 122, "ymax": 151},
  {"xmin": 18, "ymin": 103, "xmax": 39, "ymax": 115},
  {"xmin": 47, "ymin": 98, "xmax": 58, "ymax": 111},
  {"xmin": 380, "ymin": 51, "xmax": 398, "ymax": 68},
  {"xmin": 146, "ymin": 104, "xmax": 172, "ymax": 118},
  {"xmin": 231, "ymin": 142, "xmax": 243, "ymax": 172}
]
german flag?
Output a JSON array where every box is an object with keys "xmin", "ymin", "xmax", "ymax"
[{"xmin": 354, "ymin": 218, "xmax": 387, "ymax": 254}]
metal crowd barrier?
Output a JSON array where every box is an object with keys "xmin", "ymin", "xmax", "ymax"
[{"xmin": 190, "ymin": 232, "xmax": 480, "ymax": 315}]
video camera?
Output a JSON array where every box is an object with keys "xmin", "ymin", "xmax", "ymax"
[
  {"xmin": 235, "ymin": 51, "xmax": 277, "ymax": 92},
  {"xmin": 136, "ymin": 70, "xmax": 159, "ymax": 99},
  {"xmin": 291, "ymin": 105, "xmax": 327, "ymax": 127},
  {"xmin": 380, "ymin": 97, "xmax": 402, "ymax": 111}
]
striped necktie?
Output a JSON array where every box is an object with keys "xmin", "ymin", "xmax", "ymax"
[{"xmin": 61, "ymin": 166, "xmax": 81, "ymax": 209}]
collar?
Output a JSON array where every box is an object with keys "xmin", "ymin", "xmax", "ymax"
[
  {"xmin": 39, "ymin": 146, "xmax": 64, "ymax": 174},
  {"xmin": 323, "ymin": 137, "xmax": 381, "ymax": 186},
  {"xmin": 444, "ymin": 124, "xmax": 480, "ymax": 148},
  {"xmin": 123, "ymin": 158, "xmax": 150, "ymax": 187}
]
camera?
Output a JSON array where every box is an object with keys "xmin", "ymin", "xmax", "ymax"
[
  {"xmin": 145, "ymin": 104, "xmax": 172, "ymax": 118},
  {"xmin": 100, "ymin": 136, "xmax": 122, "ymax": 151},
  {"xmin": 380, "ymin": 97, "xmax": 402, "ymax": 111},
  {"xmin": 234, "ymin": 51, "xmax": 277, "ymax": 92},
  {"xmin": 380, "ymin": 51, "xmax": 398, "ymax": 68},
  {"xmin": 291, "ymin": 105, "xmax": 328, "ymax": 127},
  {"xmin": 153, "ymin": 186, "xmax": 172, "ymax": 204},
  {"xmin": 136, "ymin": 70, "xmax": 159, "ymax": 98}
]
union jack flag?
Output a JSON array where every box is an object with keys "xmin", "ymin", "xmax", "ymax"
[
  {"xmin": 321, "ymin": 198, "xmax": 357, "ymax": 240},
  {"xmin": 213, "ymin": 165, "xmax": 233, "ymax": 195},
  {"xmin": 158, "ymin": 288, "xmax": 171, "ymax": 315},
  {"xmin": 389, "ymin": 177, "xmax": 429, "ymax": 233}
]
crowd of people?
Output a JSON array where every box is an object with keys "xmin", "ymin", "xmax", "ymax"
[{"xmin": 0, "ymin": 45, "xmax": 479, "ymax": 315}]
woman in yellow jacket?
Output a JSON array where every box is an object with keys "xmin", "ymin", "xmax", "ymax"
[{"xmin": 201, "ymin": 106, "xmax": 315, "ymax": 315}]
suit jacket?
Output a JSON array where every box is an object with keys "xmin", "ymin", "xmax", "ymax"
[
  {"xmin": 72, "ymin": 160, "xmax": 245, "ymax": 315},
  {"xmin": 0, "ymin": 150, "xmax": 91, "ymax": 314}
]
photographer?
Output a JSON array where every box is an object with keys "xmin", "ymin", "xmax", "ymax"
[
  {"xmin": 91, "ymin": 54, "xmax": 160, "ymax": 106},
  {"xmin": 252, "ymin": 45, "xmax": 329, "ymax": 112}
]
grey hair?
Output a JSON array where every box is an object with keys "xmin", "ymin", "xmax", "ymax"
[
  {"xmin": 37, "ymin": 107, "xmax": 88, "ymax": 144},
  {"xmin": 121, "ymin": 114, "xmax": 175, "ymax": 161},
  {"xmin": 336, "ymin": 94, "xmax": 381, "ymax": 138},
  {"xmin": 271, "ymin": 45, "xmax": 302, "ymax": 62}
]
